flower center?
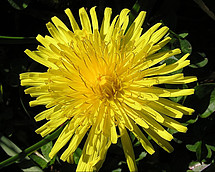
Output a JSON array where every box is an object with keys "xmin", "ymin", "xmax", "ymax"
[{"xmin": 96, "ymin": 75, "xmax": 121, "ymax": 100}]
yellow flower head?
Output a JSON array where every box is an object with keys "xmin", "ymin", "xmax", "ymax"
[{"xmin": 20, "ymin": 7, "xmax": 197, "ymax": 171}]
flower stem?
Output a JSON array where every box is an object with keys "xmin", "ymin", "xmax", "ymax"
[{"xmin": 0, "ymin": 123, "xmax": 67, "ymax": 169}]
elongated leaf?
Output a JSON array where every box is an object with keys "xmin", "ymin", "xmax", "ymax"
[
  {"xmin": 179, "ymin": 38, "xmax": 192, "ymax": 54},
  {"xmin": 0, "ymin": 135, "xmax": 43, "ymax": 171},
  {"xmin": 0, "ymin": 36, "xmax": 36, "ymax": 44},
  {"xmin": 185, "ymin": 116, "xmax": 198, "ymax": 125},
  {"xmin": 128, "ymin": 0, "xmax": 141, "ymax": 28},
  {"xmin": 193, "ymin": 84, "xmax": 215, "ymax": 115},
  {"xmin": 179, "ymin": 33, "xmax": 189, "ymax": 38},
  {"xmin": 189, "ymin": 57, "xmax": 208, "ymax": 68},
  {"xmin": 41, "ymin": 141, "xmax": 52, "ymax": 161},
  {"xmin": 186, "ymin": 141, "xmax": 202, "ymax": 152},
  {"xmin": 205, "ymin": 144, "xmax": 215, "ymax": 159},
  {"xmin": 200, "ymin": 88, "xmax": 215, "ymax": 118},
  {"xmin": 112, "ymin": 168, "xmax": 122, "ymax": 172},
  {"xmin": 0, "ymin": 121, "xmax": 68, "ymax": 169},
  {"xmin": 7, "ymin": 0, "xmax": 30, "ymax": 10},
  {"xmin": 0, "ymin": 135, "xmax": 22, "ymax": 157},
  {"xmin": 29, "ymin": 152, "xmax": 48, "ymax": 169},
  {"xmin": 186, "ymin": 141, "xmax": 202, "ymax": 161}
]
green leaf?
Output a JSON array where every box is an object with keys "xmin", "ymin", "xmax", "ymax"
[
  {"xmin": 179, "ymin": 33, "xmax": 189, "ymax": 38},
  {"xmin": 0, "ymin": 121, "xmax": 68, "ymax": 169},
  {"xmin": 186, "ymin": 141, "xmax": 202, "ymax": 152},
  {"xmin": 206, "ymin": 145, "xmax": 213, "ymax": 159},
  {"xmin": 195, "ymin": 84, "xmax": 215, "ymax": 99},
  {"xmin": 179, "ymin": 38, "xmax": 192, "ymax": 54},
  {"xmin": 112, "ymin": 168, "xmax": 122, "ymax": 172},
  {"xmin": 169, "ymin": 96, "xmax": 183, "ymax": 103},
  {"xmin": 135, "ymin": 152, "xmax": 147, "ymax": 162},
  {"xmin": 186, "ymin": 142, "xmax": 200, "ymax": 152},
  {"xmin": 74, "ymin": 148, "xmax": 82, "ymax": 164},
  {"xmin": 49, "ymin": 154, "xmax": 56, "ymax": 166},
  {"xmin": 186, "ymin": 141, "xmax": 202, "ymax": 161},
  {"xmin": 0, "ymin": 36, "xmax": 36, "ymax": 44},
  {"xmin": 132, "ymin": 1, "xmax": 141, "ymax": 13},
  {"xmin": 185, "ymin": 116, "xmax": 198, "ymax": 125},
  {"xmin": 134, "ymin": 140, "xmax": 140, "ymax": 147},
  {"xmin": 130, "ymin": 1, "xmax": 141, "ymax": 21},
  {"xmin": 0, "ymin": 135, "xmax": 43, "ymax": 171},
  {"xmin": 0, "ymin": 135, "xmax": 22, "ymax": 157},
  {"xmin": 193, "ymin": 84, "xmax": 215, "ymax": 115},
  {"xmin": 200, "ymin": 88, "xmax": 215, "ymax": 118},
  {"xmin": 41, "ymin": 141, "xmax": 52, "ymax": 161},
  {"xmin": 189, "ymin": 55, "xmax": 208, "ymax": 68},
  {"xmin": 29, "ymin": 152, "xmax": 48, "ymax": 169},
  {"xmin": 196, "ymin": 142, "xmax": 202, "ymax": 161},
  {"xmin": 129, "ymin": 131, "xmax": 136, "ymax": 143},
  {"xmin": 189, "ymin": 52, "xmax": 208, "ymax": 68},
  {"xmin": 167, "ymin": 128, "xmax": 178, "ymax": 135},
  {"xmin": 7, "ymin": 0, "xmax": 30, "ymax": 10},
  {"xmin": 205, "ymin": 144, "xmax": 215, "ymax": 159}
]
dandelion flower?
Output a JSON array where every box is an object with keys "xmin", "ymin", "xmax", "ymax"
[{"xmin": 20, "ymin": 7, "xmax": 197, "ymax": 171}]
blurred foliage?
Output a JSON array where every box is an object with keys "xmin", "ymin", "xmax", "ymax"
[{"xmin": 0, "ymin": 0, "xmax": 215, "ymax": 171}]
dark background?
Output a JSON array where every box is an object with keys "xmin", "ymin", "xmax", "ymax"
[{"xmin": 0, "ymin": 0, "xmax": 215, "ymax": 171}]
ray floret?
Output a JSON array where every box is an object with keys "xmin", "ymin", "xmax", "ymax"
[{"xmin": 20, "ymin": 7, "xmax": 197, "ymax": 172}]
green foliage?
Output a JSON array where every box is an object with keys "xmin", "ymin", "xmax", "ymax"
[
  {"xmin": 29, "ymin": 153, "xmax": 48, "ymax": 169},
  {"xmin": 189, "ymin": 53, "xmax": 208, "ymax": 68},
  {"xmin": 135, "ymin": 152, "xmax": 147, "ymax": 162},
  {"xmin": 179, "ymin": 38, "xmax": 192, "ymax": 54},
  {"xmin": 28, "ymin": 141, "xmax": 54, "ymax": 169},
  {"xmin": 186, "ymin": 141, "xmax": 202, "ymax": 161},
  {"xmin": 7, "ymin": 0, "xmax": 30, "ymax": 10},
  {"xmin": 41, "ymin": 141, "xmax": 53, "ymax": 162},
  {"xmin": 74, "ymin": 148, "xmax": 82, "ymax": 164},
  {"xmin": 0, "ymin": 135, "xmax": 43, "ymax": 171},
  {"xmin": 0, "ymin": 36, "xmax": 36, "ymax": 44},
  {"xmin": 200, "ymin": 88, "xmax": 215, "ymax": 118},
  {"xmin": 193, "ymin": 83, "xmax": 215, "ymax": 117},
  {"xmin": 205, "ymin": 144, "xmax": 215, "ymax": 159}
]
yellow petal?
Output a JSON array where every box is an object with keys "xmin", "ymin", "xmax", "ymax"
[
  {"xmin": 34, "ymin": 105, "xmax": 60, "ymax": 121},
  {"xmin": 61, "ymin": 124, "xmax": 89, "ymax": 161},
  {"xmin": 35, "ymin": 117, "xmax": 67, "ymax": 137},
  {"xmin": 149, "ymin": 26, "xmax": 169, "ymax": 44},
  {"xmin": 79, "ymin": 7, "xmax": 92, "ymax": 33},
  {"xmin": 119, "ymin": 125, "xmax": 138, "ymax": 171},
  {"xmin": 65, "ymin": 8, "xmax": 80, "ymax": 31},
  {"xmin": 100, "ymin": 7, "xmax": 112, "ymax": 39},
  {"xmin": 129, "ymin": 119, "xmax": 155, "ymax": 154},
  {"xmin": 147, "ymin": 101, "xmax": 183, "ymax": 118},
  {"xmin": 51, "ymin": 16, "xmax": 69, "ymax": 32},
  {"xmin": 161, "ymin": 115, "xmax": 188, "ymax": 133},
  {"xmin": 24, "ymin": 49, "xmax": 56, "ymax": 69},
  {"xmin": 145, "ymin": 127, "xmax": 174, "ymax": 153},
  {"xmin": 140, "ymin": 112, "xmax": 173, "ymax": 141},
  {"xmin": 90, "ymin": 6, "xmax": 99, "ymax": 31},
  {"xmin": 158, "ymin": 98, "xmax": 195, "ymax": 115}
]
